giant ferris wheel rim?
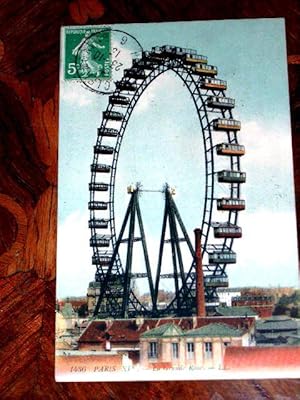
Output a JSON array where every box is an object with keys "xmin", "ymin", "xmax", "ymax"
[{"xmin": 89, "ymin": 46, "xmax": 245, "ymax": 317}]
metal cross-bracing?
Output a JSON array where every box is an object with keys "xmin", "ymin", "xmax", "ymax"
[
  {"xmin": 89, "ymin": 45, "xmax": 246, "ymax": 318},
  {"xmin": 92, "ymin": 186, "xmax": 153, "ymax": 318},
  {"xmin": 154, "ymin": 185, "xmax": 196, "ymax": 315}
]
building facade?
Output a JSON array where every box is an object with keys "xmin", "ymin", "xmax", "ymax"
[
  {"xmin": 140, "ymin": 322, "xmax": 253, "ymax": 370},
  {"xmin": 217, "ymin": 288, "xmax": 241, "ymax": 307},
  {"xmin": 232, "ymin": 295, "xmax": 274, "ymax": 318}
]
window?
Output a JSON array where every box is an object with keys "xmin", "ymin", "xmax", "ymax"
[
  {"xmin": 148, "ymin": 342, "xmax": 158, "ymax": 359},
  {"xmin": 187, "ymin": 342, "xmax": 194, "ymax": 360},
  {"xmin": 172, "ymin": 342, "xmax": 179, "ymax": 359},
  {"xmin": 204, "ymin": 342, "xmax": 213, "ymax": 359}
]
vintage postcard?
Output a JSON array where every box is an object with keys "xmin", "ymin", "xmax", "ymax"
[{"xmin": 56, "ymin": 19, "xmax": 299, "ymax": 382}]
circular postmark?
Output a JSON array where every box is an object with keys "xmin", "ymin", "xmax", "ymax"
[{"xmin": 67, "ymin": 28, "xmax": 143, "ymax": 95}]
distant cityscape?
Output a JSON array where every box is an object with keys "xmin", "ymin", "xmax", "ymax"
[
  {"xmin": 57, "ymin": 285, "xmax": 299, "ymax": 317},
  {"xmin": 56, "ymin": 285, "xmax": 300, "ymax": 379}
]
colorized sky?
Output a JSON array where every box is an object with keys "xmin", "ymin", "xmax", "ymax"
[{"xmin": 57, "ymin": 18, "xmax": 298, "ymax": 298}]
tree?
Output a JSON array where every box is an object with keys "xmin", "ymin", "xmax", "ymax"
[
  {"xmin": 290, "ymin": 306, "xmax": 299, "ymax": 318},
  {"xmin": 278, "ymin": 294, "xmax": 290, "ymax": 306},
  {"xmin": 273, "ymin": 304, "xmax": 288, "ymax": 315},
  {"xmin": 77, "ymin": 303, "xmax": 88, "ymax": 317}
]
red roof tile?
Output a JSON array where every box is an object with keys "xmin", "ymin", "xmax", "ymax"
[
  {"xmin": 195, "ymin": 316, "xmax": 255, "ymax": 331},
  {"xmin": 78, "ymin": 321, "xmax": 107, "ymax": 343},
  {"xmin": 79, "ymin": 316, "xmax": 254, "ymax": 344},
  {"xmin": 224, "ymin": 346, "xmax": 300, "ymax": 370},
  {"xmin": 107, "ymin": 320, "xmax": 141, "ymax": 342}
]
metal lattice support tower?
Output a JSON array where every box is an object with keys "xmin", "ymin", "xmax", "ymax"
[
  {"xmin": 152, "ymin": 186, "xmax": 197, "ymax": 316},
  {"xmin": 93, "ymin": 187, "xmax": 154, "ymax": 318}
]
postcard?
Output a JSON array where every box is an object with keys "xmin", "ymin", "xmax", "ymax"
[{"xmin": 56, "ymin": 19, "xmax": 299, "ymax": 382}]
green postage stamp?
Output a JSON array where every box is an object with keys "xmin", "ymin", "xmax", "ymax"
[{"xmin": 64, "ymin": 27, "xmax": 111, "ymax": 80}]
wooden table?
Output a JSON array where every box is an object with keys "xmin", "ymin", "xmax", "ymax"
[{"xmin": 0, "ymin": 1, "xmax": 299, "ymax": 398}]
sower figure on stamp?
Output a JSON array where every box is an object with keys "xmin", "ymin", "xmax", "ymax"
[{"xmin": 72, "ymin": 31, "xmax": 104, "ymax": 78}]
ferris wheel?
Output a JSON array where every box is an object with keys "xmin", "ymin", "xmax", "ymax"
[{"xmin": 88, "ymin": 45, "xmax": 245, "ymax": 318}]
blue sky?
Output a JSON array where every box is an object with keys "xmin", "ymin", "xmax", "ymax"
[{"xmin": 57, "ymin": 19, "xmax": 298, "ymax": 298}]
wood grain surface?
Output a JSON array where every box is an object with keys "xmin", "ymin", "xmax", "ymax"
[{"xmin": 0, "ymin": 1, "xmax": 299, "ymax": 398}]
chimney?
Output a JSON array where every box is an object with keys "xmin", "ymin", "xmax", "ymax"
[{"xmin": 194, "ymin": 228, "xmax": 206, "ymax": 317}]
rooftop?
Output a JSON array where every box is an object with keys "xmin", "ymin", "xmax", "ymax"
[
  {"xmin": 217, "ymin": 288, "xmax": 242, "ymax": 293},
  {"xmin": 60, "ymin": 303, "xmax": 77, "ymax": 318},
  {"xmin": 215, "ymin": 306, "xmax": 257, "ymax": 317},
  {"xmin": 256, "ymin": 317, "xmax": 299, "ymax": 332},
  {"xmin": 141, "ymin": 323, "xmax": 183, "ymax": 338},
  {"xmin": 232, "ymin": 295, "xmax": 274, "ymax": 302},
  {"xmin": 185, "ymin": 323, "xmax": 243, "ymax": 338},
  {"xmin": 79, "ymin": 316, "xmax": 255, "ymax": 344}
]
